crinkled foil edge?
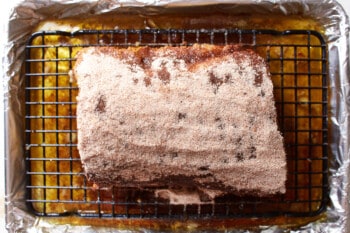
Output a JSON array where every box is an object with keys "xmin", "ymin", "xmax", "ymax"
[{"xmin": 3, "ymin": 0, "xmax": 350, "ymax": 232}]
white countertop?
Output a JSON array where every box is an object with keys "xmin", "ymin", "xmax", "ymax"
[
  {"xmin": 0, "ymin": 0, "xmax": 349, "ymax": 232},
  {"xmin": 341, "ymin": 0, "xmax": 350, "ymax": 14}
]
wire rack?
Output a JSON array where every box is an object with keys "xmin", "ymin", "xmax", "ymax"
[{"xmin": 24, "ymin": 29, "xmax": 328, "ymax": 219}]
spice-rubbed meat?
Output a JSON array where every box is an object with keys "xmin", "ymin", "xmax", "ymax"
[{"xmin": 73, "ymin": 44, "xmax": 287, "ymax": 199}]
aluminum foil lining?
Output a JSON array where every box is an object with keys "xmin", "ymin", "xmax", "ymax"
[{"xmin": 3, "ymin": 0, "xmax": 350, "ymax": 232}]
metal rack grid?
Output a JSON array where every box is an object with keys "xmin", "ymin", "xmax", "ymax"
[{"xmin": 24, "ymin": 29, "xmax": 328, "ymax": 218}]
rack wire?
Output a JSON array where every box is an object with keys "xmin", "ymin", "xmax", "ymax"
[{"xmin": 25, "ymin": 29, "xmax": 328, "ymax": 218}]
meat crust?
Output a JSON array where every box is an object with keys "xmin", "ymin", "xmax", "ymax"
[{"xmin": 73, "ymin": 44, "xmax": 287, "ymax": 199}]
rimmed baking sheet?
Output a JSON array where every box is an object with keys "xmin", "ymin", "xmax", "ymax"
[{"xmin": 4, "ymin": 0, "xmax": 350, "ymax": 232}]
